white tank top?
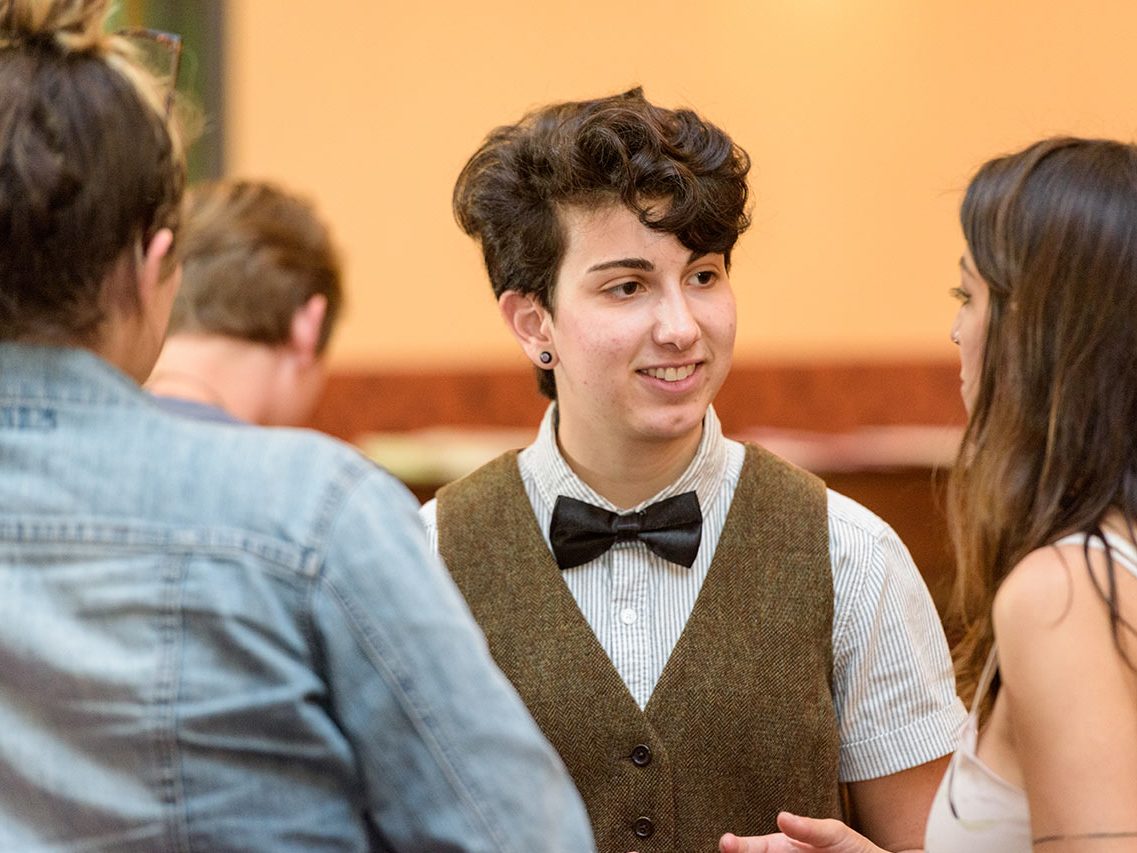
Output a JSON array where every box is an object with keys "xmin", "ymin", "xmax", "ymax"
[{"xmin": 925, "ymin": 530, "xmax": 1137, "ymax": 853}]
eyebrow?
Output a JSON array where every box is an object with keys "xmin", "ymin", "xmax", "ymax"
[
  {"xmin": 959, "ymin": 255, "xmax": 975, "ymax": 276},
  {"xmin": 586, "ymin": 250, "xmax": 709, "ymax": 274},
  {"xmin": 587, "ymin": 257, "xmax": 653, "ymax": 273}
]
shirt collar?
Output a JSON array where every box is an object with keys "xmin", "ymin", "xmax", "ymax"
[
  {"xmin": 523, "ymin": 402, "xmax": 727, "ymax": 515},
  {"xmin": 0, "ymin": 343, "xmax": 142, "ymax": 405}
]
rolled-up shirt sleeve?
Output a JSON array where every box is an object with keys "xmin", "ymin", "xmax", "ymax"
[{"xmin": 827, "ymin": 490, "xmax": 967, "ymax": 783}]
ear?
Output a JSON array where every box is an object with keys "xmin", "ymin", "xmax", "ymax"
[
  {"xmin": 288, "ymin": 294, "xmax": 328, "ymax": 367},
  {"xmin": 136, "ymin": 228, "xmax": 178, "ymax": 309},
  {"xmin": 498, "ymin": 290, "xmax": 554, "ymax": 368}
]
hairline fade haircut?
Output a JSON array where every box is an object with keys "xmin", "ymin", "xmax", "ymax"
[
  {"xmin": 950, "ymin": 136, "xmax": 1137, "ymax": 714},
  {"xmin": 170, "ymin": 180, "xmax": 344, "ymax": 354},
  {"xmin": 452, "ymin": 87, "xmax": 751, "ymax": 399}
]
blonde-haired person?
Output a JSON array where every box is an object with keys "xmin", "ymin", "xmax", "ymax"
[
  {"xmin": 720, "ymin": 138, "xmax": 1137, "ymax": 852},
  {"xmin": 0, "ymin": 2, "xmax": 594, "ymax": 850},
  {"xmin": 148, "ymin": 180, "xmax": 343, "ymax": 425}
]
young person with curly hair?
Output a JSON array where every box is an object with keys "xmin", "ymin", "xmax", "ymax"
[{"xmin": 422, "ymin": 88, "xmax": 964, "ymax": 853}]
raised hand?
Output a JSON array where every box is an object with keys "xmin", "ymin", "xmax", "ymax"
[{"xmin": 719, "ymin": 812, "xmax": 889, "ymax": 853}]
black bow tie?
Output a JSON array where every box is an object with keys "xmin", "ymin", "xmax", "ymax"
[{"xmin": 549, "ymin": 491, "xmax": 702, "ymax": 570}]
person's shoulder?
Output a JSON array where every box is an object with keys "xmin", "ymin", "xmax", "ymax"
[
  {"xmin": 235, "ymin": 423, "xmax": 405, "ymax": 502},
  {"xmin": 173, "ymin": 415, "xmax": 372, "ymax": 478},
  {"xmin": 825, "ymin": 488, "xmax": 893, "ymax": 540},
  {"xmin": 993, "ymin": 537, "xmax": 1135, "ymax": 640},
  {"xmin": 157, "ymin": 416, "xmax": 410, "ymax": 534},
  {"xmin": 993, "ymin": 545, "xmax": 1072, "ymax": 627},
  {"xmin": 824, "ymin": 488, "xmax": 926, "ymax": 601},
  {"xmin": 992, "ymin": 536, "xmax": 1137, "ymax": 745}
]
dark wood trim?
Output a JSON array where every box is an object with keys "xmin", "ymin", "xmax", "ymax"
[{"xmin": 306, "ymin": 359, "xmax": 967, "ymax": 442}]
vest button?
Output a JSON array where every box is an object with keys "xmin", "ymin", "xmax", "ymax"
[
  {"xmin": 633, "ymin": 816, "xmax": 654, "ymax": 838},
  {"xmin": 630, "ymin": 743, "xmax": 652, "ymax": 766}
]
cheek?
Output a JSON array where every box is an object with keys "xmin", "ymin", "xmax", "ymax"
[
  {"xmin": 967, "ymin": 339, "xmax": 985, "ymax": 373},
  {"xmin": 966, "ymin": 313, "xmax": 987, "ymax": 357},
  {"xmin": 704, "ymin": 298, "xmax": 737, "ymax": 347},
  {"xmin": 722, "ymin": 313, "xmax": 737, "ymax": 347},
  {"xmin": 960, "ymin": 329, "xmax": 985, "ymax": 381},
  {"xmin": 556, "ymin": 312, "xmax": 633, "ymax": 358}
]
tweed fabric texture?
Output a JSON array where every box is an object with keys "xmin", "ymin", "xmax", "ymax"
[{"xmin": 438, "ymin": 443, "xmax": 840, "ymax": 852}]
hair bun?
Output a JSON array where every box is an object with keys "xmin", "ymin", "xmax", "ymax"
[{"xmin": 0, "ymin": 0, "xmax": 110, "ymax": 54}]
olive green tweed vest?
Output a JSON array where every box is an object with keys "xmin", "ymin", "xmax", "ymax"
[{"xmin": 437, "ymin": 443, "xmax": 840, "ymax": 853}]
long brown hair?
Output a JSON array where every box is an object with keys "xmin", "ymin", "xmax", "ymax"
[{"xmin": 950, "ymin": 137, "xmax": 1137, "ymax": 711}]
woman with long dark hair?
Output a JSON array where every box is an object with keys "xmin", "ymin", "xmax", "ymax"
[{"xmin": 722, "ymin": 138, "xmax": 1137, "ymax": 852}]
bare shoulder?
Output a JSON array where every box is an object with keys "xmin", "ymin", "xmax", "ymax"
[
  {"xmin": 993, "ymin": 537, "xmax": 1137, "ymax": 639},
  {"xmin": 991, "ymin": 536, "xmax": 1137, "ymax": 838},
  {"xmin": 992, "ymin": 536, "xmax": 1137, "ymax": 706},
  {"xmin": 990, "ymin": 545, "xmax": 1079, "ymax": 646}
]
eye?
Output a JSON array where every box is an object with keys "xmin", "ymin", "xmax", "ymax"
[
  {"xmin": 691, "ymin": 270, "xmax": 717, "ymax": 286},
  {"xmin": 607, "ymin": 280, "xmax": 642, "ymax": 298},
  {"xmin": 950, "ymin": 286, "xmax": 970, "ymax": 305}
]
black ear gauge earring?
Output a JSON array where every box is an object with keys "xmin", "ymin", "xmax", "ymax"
[{"xmin": 539, "ymin": 351, "xmax": 553, "ymax": 365}]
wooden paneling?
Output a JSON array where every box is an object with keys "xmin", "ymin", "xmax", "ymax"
[{"xmin": 307, "ymin": 360, "xmax": 966, "ymax": 441}]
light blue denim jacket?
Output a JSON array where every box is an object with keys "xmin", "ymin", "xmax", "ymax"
[{"xmin": 0, "ymin": 344, "xmax": 594, "ymax": 853}]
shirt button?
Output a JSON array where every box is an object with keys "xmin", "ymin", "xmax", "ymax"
[
  {"xmin": 630, "ymin": 744, "xmax": 652, "ymax": 766},
  {"xmin": 620, "ymin": 607, "xmax": 638, "ymax": 625},
  {"xmin": 633, "ymin": 816, "xmax": 655, "ymax": 839}
]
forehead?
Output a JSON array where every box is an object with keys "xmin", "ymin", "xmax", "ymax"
[
  {"xmin": 556, "ymin": 202, "xmax": 686, "ymax": 271},
  {"xmin": 960, "ymin": 246, "xmax": 979, "ymax": 276},
  {"xmin": 960, "ymin": 247, "xmax": 988, "ymax": 288}
]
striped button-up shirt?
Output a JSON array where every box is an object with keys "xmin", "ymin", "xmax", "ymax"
[{"xmin": 422, "ymin": 404, "xmax": 965, "ymax": 782}]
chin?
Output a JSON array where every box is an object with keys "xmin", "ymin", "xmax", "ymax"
[
  {"xmin": 960, "ymin": 383, "xmax": 976, "ymax": 416},
  {"xmin": 636, "ymin": 404, "xmax": 709, "ymax": 443}
]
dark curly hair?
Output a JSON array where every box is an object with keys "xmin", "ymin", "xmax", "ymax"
[{"xmin": 453, "ymin": 87, "xmax": 751, "ymax": 399}]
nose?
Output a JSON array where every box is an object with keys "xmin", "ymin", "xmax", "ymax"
[
  {"xmin": 653, "ymin": 285, "xmax": 700, "ymax": 350},
  {"xmin": 950, "ymin": 312, "xmax": 962, "ymax": 346}
]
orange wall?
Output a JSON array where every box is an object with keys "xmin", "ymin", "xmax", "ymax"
[{"xmin": 225, "ymin": 0, "xmax": 1137, "ymax": 369}]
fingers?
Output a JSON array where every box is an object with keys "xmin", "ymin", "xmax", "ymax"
[
  {"xmin": 776, "ymin": 812, "xmax": 878, "ymax": 852},
  {"xmin": 719, "ymin": 831, "xmax": 780, "ymax": 853},
  {"xmin": 719, "ymin": 813, "xmax": 878, "ymax": 853}
]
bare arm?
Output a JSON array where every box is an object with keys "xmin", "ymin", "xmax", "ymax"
[
  {"xmin": 994, "ymin": 542, "xmax": 1137, "ymax": 853},
  {"xmin": 713, "ymin": 756, "xmax": 944, "ymax": 853},
  {"xmin": 842, "ymin": 755, "xmax": 946, "ymax": 850}
]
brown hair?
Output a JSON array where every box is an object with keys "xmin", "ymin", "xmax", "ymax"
[
  {"xmin": 950, "ymin": 137, "xmax": 1137, "ymax": 711},
  {"xmin": 453, "ymin": 87, "xmax": 751, "ymax": 399},
  {"xmin": 170, "ymin": 180, "xmax": 343, "ymax": 353},
  {"xmin": 0, "ymin": 0, "xmax": 185, "ymax": 344}
]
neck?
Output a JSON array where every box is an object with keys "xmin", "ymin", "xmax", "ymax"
[
  {"xmin": 90, "ymin": 308, "xmax": 164, "ymax": 384},
  {"xmin": 146, "ymin": 335, "xmax": 281, "ymax": 424},
  {"xmin": 555, "ymin": 414, "xmax": 705, "ymax": 509},
  {"xmin": 146, "ymin": 368, "xmax": 229, "ymax": 411}
]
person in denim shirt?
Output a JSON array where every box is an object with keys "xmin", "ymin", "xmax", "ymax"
[{"xmin": 0, "ymin": 2, "xmax": 594, "ymax": 851}]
